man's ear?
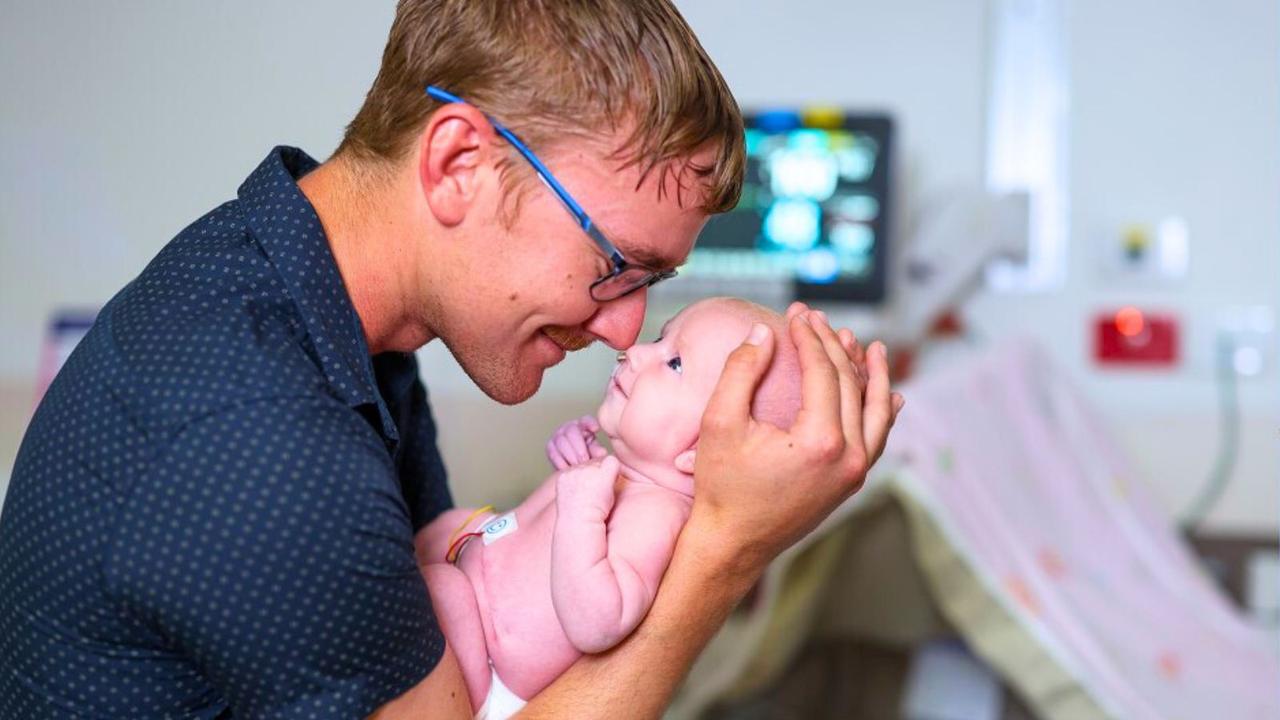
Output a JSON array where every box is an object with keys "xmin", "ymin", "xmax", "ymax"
[
  {"xmin": 674, "ymin": 447, "xmax": 697, "ymax": 475},
  {"xmin": 418, "ymin": 105, "xmax": 497, "ymax": 227}
]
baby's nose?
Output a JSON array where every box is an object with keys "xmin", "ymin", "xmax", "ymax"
[{"xmin": 622, "ymin": 341, "xmax": 661, "ymax": 369}]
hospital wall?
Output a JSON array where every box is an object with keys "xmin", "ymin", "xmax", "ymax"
[{"xmin": 0, "ymin": 1, "xmax": 1275, "ymax": 534}]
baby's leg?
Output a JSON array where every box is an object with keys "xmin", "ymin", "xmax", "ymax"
[
  {"xmin": 421, "ymin": 563, "xmax": 491, "ymax": 712},
  {"xmin": 417, "ymin": 507, "xmax": 484, "ymax": 566}
]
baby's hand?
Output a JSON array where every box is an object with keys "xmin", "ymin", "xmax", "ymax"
[
  {"xmin": 546, "ymin": 415, "xmax": 607, "ymax": 470},
  {"xmin": 555, "ymin": 455, "xmax": 620, "ymax": 518}
]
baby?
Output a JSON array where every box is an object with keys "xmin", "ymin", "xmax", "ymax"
[{"xmin": 415, "ymin": 297, "xmax": 803, "ymax": 718}]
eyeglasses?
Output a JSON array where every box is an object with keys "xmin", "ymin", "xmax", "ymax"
[{"xmin": 426, "ymin": 86, "xmax": 677, "ymax": 302}]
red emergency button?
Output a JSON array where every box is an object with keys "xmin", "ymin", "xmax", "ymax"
[{"xmin": 1094, "ymin": 308, "xmax": 1179, "ymax": 367}]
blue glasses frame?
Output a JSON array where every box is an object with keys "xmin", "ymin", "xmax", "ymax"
[{"xmin": 426, "ymin": 85, "xmax": 676, "ymax": 302}]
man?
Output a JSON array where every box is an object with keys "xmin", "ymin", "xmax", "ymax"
[{"xmin": 0, "ymin": 1, "xmax": 901, "ymax": 718}]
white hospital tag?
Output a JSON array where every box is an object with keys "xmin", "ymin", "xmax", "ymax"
[{"xmin": 481, "ymin": 512, "xmax": 518, "ymax": 545}]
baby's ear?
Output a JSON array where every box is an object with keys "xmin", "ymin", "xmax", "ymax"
[{"xmin": 674, "ymin": 447, "xmax": 697, "ymax": 474}]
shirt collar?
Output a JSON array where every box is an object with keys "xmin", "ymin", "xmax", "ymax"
[{"xmin": 238, "ymin": 146, "xmax": 400, "ymax": 445}]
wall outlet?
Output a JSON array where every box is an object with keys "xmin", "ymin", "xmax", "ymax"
[
  {"xmin": 1101, "ymin": 217, "xmax": 1190, "ymax": 285},
  {"xmin": 1216, "ymin": 305, "xmax": 1275, "ymax": 379}
]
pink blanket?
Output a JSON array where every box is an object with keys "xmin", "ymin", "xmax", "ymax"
[{"xmin": 882, "ymin": 340, "xmax": 1278, "ymax": 719}]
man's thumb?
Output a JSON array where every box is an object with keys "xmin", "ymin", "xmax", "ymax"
[{"xmin": 704, "ymin": 323, "xmax": 775, "ymax": 430}]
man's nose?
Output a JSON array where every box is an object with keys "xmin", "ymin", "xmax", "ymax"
[{"xmin": 583, "ymin": 286, "xmax": 647, "ymax": 350}]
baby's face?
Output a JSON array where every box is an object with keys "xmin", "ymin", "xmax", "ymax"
[{"xmin": 596, "ymin": 299, "xmax": 753, "ymax": 468}]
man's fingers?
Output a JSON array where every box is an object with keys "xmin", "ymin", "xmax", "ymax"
[
  {"xmin": 843, "ymin": 330, "xmax": 867, "ymax": 374},
  {"xmin": 836, "ymin": 328, "xmax": 868, "ymax": 389},
  {"xmin": 861, "ymin": 341, "xmax": 895, "ymax": 462},
  {"xmin": 837, "ymin": 327, "xmax": 854, "ymax": 352},
  {"xmin": 785, "ymin": 301, "xmax": 810, "ymax": 322},
  {"xmin": 808, "ymin": 313, "xmax": 863, "ymax": 451},
  {"xmin": 790, "ymin": 313, "xmax": 841, "ymax": 433},
  {"xmin": 701, "ymin": 323, "xmax": 775, "ymax": 436}
]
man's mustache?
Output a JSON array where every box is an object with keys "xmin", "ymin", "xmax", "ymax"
[{"xmin": 544, "ymin": 326, "xmax": 595, "ymax": 352}]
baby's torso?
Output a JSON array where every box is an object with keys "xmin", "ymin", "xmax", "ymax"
[
  {"xmin": 454, "ymin": 474, "xmax": 690, "ymax": 699},
  {"xmin": 455, "ymin": 489, "xmax": 560, "ymax": 695}
]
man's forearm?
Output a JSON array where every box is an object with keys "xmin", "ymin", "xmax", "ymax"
[{"xmin": 519, "ymin": 519, "xmax": 760, "ymax": 719}]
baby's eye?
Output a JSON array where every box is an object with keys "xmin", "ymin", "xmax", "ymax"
[{"xmin": 666, "ymin": 356, "xmax": 682, "ymax": 374}]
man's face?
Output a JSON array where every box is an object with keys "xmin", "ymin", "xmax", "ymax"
[
  {"xmin": 434, "ymin": 139, "xmax": 713, "ymax": 405},
  {"xmin": 596, "ymin": 299, "xmax": 751, "ymax": 467}
]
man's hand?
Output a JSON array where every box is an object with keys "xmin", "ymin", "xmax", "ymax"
[
  {"xmin": 689, "ymin": 305, "xmax": 902, "ymax": 575},
  {"xmin": 547, "ymin": 415, "xmax": 608, "ymax": 470}
]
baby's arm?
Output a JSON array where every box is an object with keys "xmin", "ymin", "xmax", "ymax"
[
  {"xmin": 546, "ymin": 415, "xmax": 608, "ymax": 470},
  {"xmin": 416, "ymin": 507, "xmax": 485, "ymax": 566},
  {"xmin": 550, "ymin": 456, "xmax": 687, "ymax": 654},
  {"xmin": 416, "ymin": 470, "xmax": 564, "ymax": 565}
]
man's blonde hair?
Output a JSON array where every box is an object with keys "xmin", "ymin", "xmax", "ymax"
[{"xmin": 336, "ymin": 0, "xmax": 745, "ymax": 216}]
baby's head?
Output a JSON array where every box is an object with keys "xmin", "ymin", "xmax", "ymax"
[{"xmin": 597, "ymin": 297, "xmax": 802, "ymax": 494}]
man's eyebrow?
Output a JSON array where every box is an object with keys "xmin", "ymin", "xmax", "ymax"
[{"xmin": 608, "ymin": 230, "xmax": 683, "ymax": 271}]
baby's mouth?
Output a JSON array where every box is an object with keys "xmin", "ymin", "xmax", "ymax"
[{"xmin": 610, "ymin": 374, "xmax": 629, "ymax": 399}]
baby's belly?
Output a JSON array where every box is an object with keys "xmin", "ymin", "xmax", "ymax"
[{"xmin": 457, "ymin": 502, "xmax": 581, "ymax": 700}]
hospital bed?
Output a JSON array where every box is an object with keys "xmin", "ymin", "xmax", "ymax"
[{"xmin": 670, "ymin": 339, "xmax": 1278, "ymax": 720}]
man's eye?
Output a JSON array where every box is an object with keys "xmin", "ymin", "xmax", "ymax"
[{"xmin": 666, "ymin": 356, "xmax": 682, "ymax": 374}]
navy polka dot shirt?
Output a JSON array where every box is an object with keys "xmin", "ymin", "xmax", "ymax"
[{"xmin": 0, "ymin": 147, "xmax": 452, "ymax": 718}]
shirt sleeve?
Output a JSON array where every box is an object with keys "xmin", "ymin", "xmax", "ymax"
[{"xmin": 106, "ymin": 396, "xmax": 444, "ymax": 719}]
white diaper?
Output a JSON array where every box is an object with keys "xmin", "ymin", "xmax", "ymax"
[{"xmin": 475, "ymin": 665, "xmax": 526, "ymax": 720}]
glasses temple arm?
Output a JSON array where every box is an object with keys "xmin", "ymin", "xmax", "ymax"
[{"xmin": 425, "ymin": 85, "xmax": 626, "ymax": 267}]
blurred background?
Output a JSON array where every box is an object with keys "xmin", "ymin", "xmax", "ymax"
[{"xmin": 2, "ymin": 1, "xmax": 1276, "ymax": 717}]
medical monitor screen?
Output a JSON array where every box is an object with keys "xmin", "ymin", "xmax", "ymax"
[{"xmin": 690, "ymin": 110, "xmax": 892, "ymax": 303}]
